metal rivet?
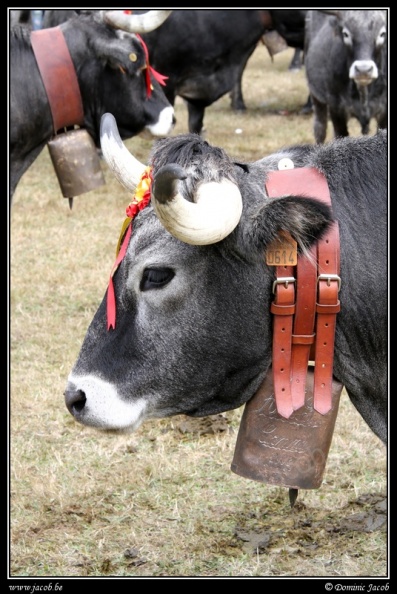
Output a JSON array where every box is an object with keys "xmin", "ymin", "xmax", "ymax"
[{"xmin": 277, "ymin": 158, "xmax": 294, "ymax": 170}]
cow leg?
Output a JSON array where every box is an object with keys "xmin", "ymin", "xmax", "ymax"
[
  {"xmin": 289, "ymin": 48, "xmax": 303, "ymax": 71},
  {"xmin": 329, "ymin": 107, "xmax": 349, "ymax": 139},
  {"xmin": 300, "ymin": 94, "xmax": 313, "ymax": 115},
  {"xmin": 186, "ymin": 101, "xmax": 206, "ymax": 135},
  {"xmin": 230, "ymin": 47, "xmax": 257, "ymax": 112},
  {"xmin": 311, "ymin": 95, "xmax": 328, "ymax": 144},
  {"xmin": 377, "ymin": 112, "xmax": 388, "ymax": 131},
  {"xmin": 229, "ymin": 80, "xmax": 246, "ymax": 112},
  {"xmin": 360, "ymin": 119, "xmax": 370, "ymax": 135},
  {"xmin": 229, "ymin": 60, "xmax": 248, "ymax": 112}
]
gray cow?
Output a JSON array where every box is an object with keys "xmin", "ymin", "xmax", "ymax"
[
  {"xmin": 304, "ymin": 10, "xmax": 387, "ymax": 143},
  {"xmin": 65, "ymin": 113, "xmax": 387, "ymax": 450}
]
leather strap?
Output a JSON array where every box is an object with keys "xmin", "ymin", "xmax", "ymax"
[
  {"xmin": 314, "ymin": 222, "xmax": 340, "ymax": 413},
  {"xmin": 265, "ymin": 167, "xmax": 340, "ymax": 418},
  {"xmin": 31, "ymin": 27, "xmax": 84, "ymax": 134},
  {"xmin": 270, "ymin": 267, "xmax": 295, "ymax": 418},
  {"xmin": 290, "ymin": 245, "xmax": 317, "ymax": 410}
]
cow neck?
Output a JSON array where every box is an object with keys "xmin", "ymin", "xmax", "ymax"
[
  {"xmin": 265, "ymin": 167, "xmax": 341, "ymax": 418},
  {"xmin": 31, "ymin": 27, "xmax": 84, "ymax": 134}
]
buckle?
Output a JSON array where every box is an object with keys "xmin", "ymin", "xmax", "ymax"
[
  {"xmin": 272, "ymin": 276, "xmax": 296, "ymax": 294},
  {"xmin": 317, "ymin": 274, "xmax": 341, "ymax": 292}
]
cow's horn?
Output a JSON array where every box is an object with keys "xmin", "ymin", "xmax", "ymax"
[
  {"xmin": 103, "ymin": 10, "xmax": 172, "ymax": 34},
  {"xmin": 152, "ymin": 164, "xmax": 243, "ymax": 246},
  {"xmin": 100, "ymin": 113, "xmax": 146, "ymax": 192}
]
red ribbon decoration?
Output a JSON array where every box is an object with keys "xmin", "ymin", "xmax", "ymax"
[
  {"xmin": 107, "ymin": 224, "xmax": 133, "ymax": 331},
  {"xmin": 107, "ymin": 168, "xmax": 153, "ymax": 330},
  {"xmin": 135, "ymin": 33, "xmax": 168, "ymax": 98}
]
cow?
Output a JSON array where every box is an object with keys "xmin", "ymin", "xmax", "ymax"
[
  {"xmin": 9, "ymin": 9, "xmax": 175, "ymax": 201},
  {"xmin": 64, "ymin": 113, "xmax": 387, "ymax": 457},
  {"xmin": 138, "ymin": 9, "xmax": 308, "ymax": 134},
  {"xmin": 304, "ymin": 10, "xmax": 388, "ymax": 144}
]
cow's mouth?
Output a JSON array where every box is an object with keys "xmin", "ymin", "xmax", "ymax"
[{"xmin": 354, "ymin": 77, "xmax": 374, "ymax": 87}]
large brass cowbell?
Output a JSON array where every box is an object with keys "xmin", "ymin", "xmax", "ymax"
[
  {"xmin": 231, "ymin": 368, "xmax": 343, "ymax": 489},
  {"xmin": 47, "ymin": 128, "xmax": 105, "ymax": 200}
]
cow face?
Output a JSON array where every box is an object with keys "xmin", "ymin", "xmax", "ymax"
[
  {"xmin": 64, "ymin": 114, "xmax": 333, "ymax": 433},
  {"xmin": 329, "ymin": 10, "xmax": 387, "ymax": 86},
  {"xmin": 65, "ymin": 219, "xmax": 271, "ymax": 432},
  {"xmin": 63, "ymin": 14, "xmax": 175, "ymax": 142}
]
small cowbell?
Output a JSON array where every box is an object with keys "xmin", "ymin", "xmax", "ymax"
[{"xmin": 47, "ymin": 128, "xmax": 105, "ymax": 205}]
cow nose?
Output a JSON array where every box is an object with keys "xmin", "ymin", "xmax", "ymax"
[{"xmin": 64, "ymin": 387, "xmax": 87, "ymax": 416}]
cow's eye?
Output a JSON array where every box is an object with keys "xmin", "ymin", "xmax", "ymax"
[{"xmin": 140, "ymin": 267, "xmax": 175, "ymax": 291}]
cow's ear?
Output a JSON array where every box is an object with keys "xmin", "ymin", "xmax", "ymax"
[
  {"xmin": 239, "ymin": 196, "xmax": 333, "ymax": 258},
  {"xmin": 90, "ymin": 36, "xmax": 146, "ymax": 74}
]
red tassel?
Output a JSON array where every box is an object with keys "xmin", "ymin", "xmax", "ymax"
[
  {"xmin": 107, "ymin": 277, "xmax": 116, "ymax": 331},
  {"xmin": 149, "ymin": 65, "xmax": 168, "ymax": 87},
  {"xmin": 136, "ymin": 34, "xmax": 168, "ymax": 98},
  {"xmin": 107, "ymin": 224, "xmax": 132, "ymax": 330}
]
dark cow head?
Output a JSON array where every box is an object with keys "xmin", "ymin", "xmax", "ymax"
[
  {"xmin": 321, "ymin": 9, "xmax": 387, "ymax": 87},
  {"xmin": 64, "ymin": 114, "xmax": 387, "ymax": 446},
  {"xmin": 60, "ymin": 10, "xmax": 176, "ymax": 141},
  {"xmin": 9, "ymin": 10, "xmax": 175, "ymax": 199}
]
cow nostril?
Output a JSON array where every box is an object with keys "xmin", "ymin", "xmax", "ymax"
[{"xmin": 64, "ymin": 389, "xmax": 87, "ymax": 415}]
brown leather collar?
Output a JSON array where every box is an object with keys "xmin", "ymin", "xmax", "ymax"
[
  {"xmin": 265, "ymin": 167, "xmax": 341, "ymax": 418},
  {"xmin": 31, "ymin": 27, "xmax": 84, "ymax": 134}
]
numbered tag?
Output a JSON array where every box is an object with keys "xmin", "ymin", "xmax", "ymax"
[{"xmin": 265, "ymin": 232, "xmax": 297, "ymax": 266}]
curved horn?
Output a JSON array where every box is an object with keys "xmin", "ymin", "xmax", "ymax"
[
  {"xmin": 152, "ymin": 164, "xmax": 243, "ymax": 246},
  {"xmin": 100, "ymin": 113, "xmax": 146, "ymax": 192},
  {"xmin": 103, "ymin": 10, "xmax": 172, "ymax": 33}
]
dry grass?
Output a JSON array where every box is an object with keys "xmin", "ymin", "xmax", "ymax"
[{"xmin": 9, "ymin": 46, "xmax": 387, "ymax": 580}]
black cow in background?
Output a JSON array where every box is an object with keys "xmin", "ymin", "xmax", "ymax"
[
  {"xmin": 139, "ymin": 9, "xmax": 309, "ymax": 134},
  {"xmin": 304, "ymin": 10, "xmax": 388, "ymax": 143},
  {"xmin": 9, "ymin": 10, "xmax": 175, "ymax": 201},
  {"xmin": 268, "ymin": 9, "xmax": 307, "ymax": 50},
  {"xmin": 232, "ymin": 9, "xmax": 308, "ymax": 113}
]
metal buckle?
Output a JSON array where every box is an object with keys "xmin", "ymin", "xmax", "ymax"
[
  {"xmin": 317, "ymin": 274, "xmax": 341, "ymax": 292},
  {"xmin": 272, "ymin": 276, "xmax": 296, "ymax": 294}
]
